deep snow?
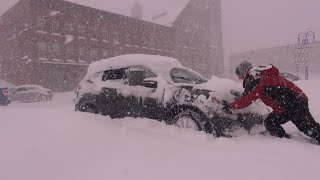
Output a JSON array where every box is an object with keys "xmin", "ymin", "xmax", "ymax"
[{"xmin": 1, "ymin": 80, "xmax": 320, "ymax": 180}]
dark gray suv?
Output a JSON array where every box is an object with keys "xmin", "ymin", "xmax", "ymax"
[{"xmin": 75, "ymin": 54, "xmax": 267, "ymax": 136}]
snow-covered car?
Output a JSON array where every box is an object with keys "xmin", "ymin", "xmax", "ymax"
[
  {"xmin": 74, "ymin": 54, "xmax": 268, "ymax": 136},
  {"xmin": 10, "ymin": 85, "xmax": 53, "ymax": 103}
]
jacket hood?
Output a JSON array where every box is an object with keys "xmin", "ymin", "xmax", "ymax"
[{"xmin": 242, "ymin": 64, "xmax": 280, "ymax": 87}]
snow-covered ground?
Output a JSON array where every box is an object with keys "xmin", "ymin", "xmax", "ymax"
[{"xmin": 1, "ymin": 80, "xmax": 320, "ymax": 180}]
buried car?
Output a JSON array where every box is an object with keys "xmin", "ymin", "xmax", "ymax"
[
  {"xmin": 75, "ymin": 54, "xmax": 268, "ymax": 136},
  {"xmin": 10, "ymin": 85, "xmax": 53, "ymax": 103}
]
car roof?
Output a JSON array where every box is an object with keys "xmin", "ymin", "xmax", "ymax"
[
  {"xmin": 15, "ymin": 85, "xmax": 42, "ymax": 89},
  {"xmin": 85, "ymin": 54, "xmax": 189, "ymax": 82}
]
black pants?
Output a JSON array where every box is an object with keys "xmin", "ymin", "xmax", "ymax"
[{"xmin": 264, "ymin": 100, "xmax": 320, "ymax": 142}]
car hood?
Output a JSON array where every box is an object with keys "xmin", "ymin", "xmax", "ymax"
[{"xmin": 174, "ymin": 76, "xmax": 269, "ymax": 116}]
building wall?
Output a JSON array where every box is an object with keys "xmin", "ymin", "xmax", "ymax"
[
  {"xmin": 0, "ymin": 0, "xmax": 224, "ymax": 91},
  {"xmin": 173, "ymin": 0, "xmax": 224, "ymax": 78}
]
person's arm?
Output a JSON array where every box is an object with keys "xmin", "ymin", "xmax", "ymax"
[
  {"xmin": 242, "ymin": 76, "xmax": 260, "ymax": 96},
  {"xmin": 230, "ymin": 82, "xmax": 264, "ymax": 109}
]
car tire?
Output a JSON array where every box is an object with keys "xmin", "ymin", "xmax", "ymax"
[
  {"xmin": 79, "ymin": 101, "xmax": 100, "ymax": 114},
  {"xmin": 38, "ymin": 95, "xmax": 47, "ymax": 102},
  {"xmin": 167, "ymin": 110, "xmax": 202, "ymax": 131}
]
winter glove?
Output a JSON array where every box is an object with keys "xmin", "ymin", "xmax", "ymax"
[{"xmin": 221, "ymin": 100, "xmax": 232, "ymax": 114}]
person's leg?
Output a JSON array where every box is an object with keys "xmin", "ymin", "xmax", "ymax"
[
  {"xmin": 291, "ymin": 110, "xmax": 320, "ymax": 143},
  {"xmin": 264, "ymin": 112, "xmax": 290, "ymax": 138}
]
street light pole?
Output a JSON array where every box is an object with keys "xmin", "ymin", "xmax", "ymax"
[{"xmin": 295, "ymin": 31, "xmax": 316, "ymax": 80}]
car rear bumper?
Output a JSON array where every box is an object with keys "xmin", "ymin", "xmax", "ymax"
[{"xmin": 0, "ymin": 99, "xmax": 10, "ymax": 105}]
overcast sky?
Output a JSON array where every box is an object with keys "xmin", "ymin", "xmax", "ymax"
[{"xmin": 1, "ymin": 0, "xmax": 320, "ymax": 57}]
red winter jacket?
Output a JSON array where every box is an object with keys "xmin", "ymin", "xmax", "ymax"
[{"xmin": 230, "ymin": 65, "xmax": 308, "ymax": 115}]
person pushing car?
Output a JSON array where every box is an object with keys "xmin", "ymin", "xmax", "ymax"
[{"xmin": 223, "ymin": 60, "xmax": 320, "ymax": 143}]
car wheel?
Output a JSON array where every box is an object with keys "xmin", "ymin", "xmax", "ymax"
[
  {"xmin": 38, "ymin": 95, "xmax": 47, "ymax": 102},
  {"xmin": 79, "ymin": 101, "xmax": 99, "ymax": 114},
  {"xmin": 168, "ymin": 110, "xmax": 202, "ymax": 131}
]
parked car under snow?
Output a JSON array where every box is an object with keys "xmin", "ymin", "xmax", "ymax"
[
  {"xmin": 10, "ymin": 85, "xmax": 53, "ymax": 103},
  {"xmin": 74, "ymin": 54, "xmax": 268, "ymax": 136}
]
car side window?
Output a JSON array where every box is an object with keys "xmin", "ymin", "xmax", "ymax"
[
  {"xmin": 128, "ymin": 67, "xmax": 155, "ymax": 86},
  {"xmin": 15, "ymin": 87, "xmax": 27, "ymax": 92},
  {"xmin": 27, "ymin": 87, "xmax": 37, "ymax": 91},
  {"xmin": 102, "ymin": 68, "xmax": 127, "ymax": 83}
]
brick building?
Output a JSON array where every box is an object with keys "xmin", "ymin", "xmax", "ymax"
[{"xmin": 0, "ymin": 0, "xmax": 224, "ymax": 91}]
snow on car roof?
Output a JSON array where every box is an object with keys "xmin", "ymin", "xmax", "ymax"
[
  {"xmin": 85, "ymin": 54, "xmax": 187, "ymax": 82},
  {"xmin": 14, "ymin": 85, "xmax": 43, "ymax": 89}
]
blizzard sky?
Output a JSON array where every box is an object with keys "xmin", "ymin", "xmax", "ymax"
[{"xmin": 1, "ymin": 0, "xmax": 320, "ymax": 55}]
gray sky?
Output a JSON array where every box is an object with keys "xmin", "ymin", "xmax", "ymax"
[{"xmin": 1, "ymin": 0, "xmax": 320, "ymax": 57}]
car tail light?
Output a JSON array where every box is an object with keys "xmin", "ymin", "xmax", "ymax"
[{"xmin": 2, "ymin": 89, "xmax": 8, "ymax": 96}]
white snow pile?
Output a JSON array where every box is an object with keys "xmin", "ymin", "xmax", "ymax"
[
  {"xmin": 85, "ymin": 54, "xmax": 185, "ymax": 82},
  {"xmin": 1, "ymin": 79, "xmax": 320, "ymax": 180}
]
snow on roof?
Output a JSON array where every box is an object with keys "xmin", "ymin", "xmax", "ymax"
[
  {"xmin": 0, "ymin": 79, "xmax": 15, "ymax": 88},
  {"xmin": 86, "ymin": 54, "xmax": 185, "ymax": 80},
  {"xmin": 0, "ymin": 0, "xmax": 190, "ymax": 26},
  {"xmin": 65, "ymin": 0, "xmax": 190, "ymax": 26}
]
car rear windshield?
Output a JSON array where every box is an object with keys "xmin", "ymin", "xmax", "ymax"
[{"xmin": 170, "ymin": 68, "xmax": 208, "ymax": 84}]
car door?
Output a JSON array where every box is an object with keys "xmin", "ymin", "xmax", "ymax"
[
  {"xmin": 127, "ymin": 66, "xmax": 165, "ymax": 120},
  {"xmin": 11, "ymin": 87, "xmax": 27, "ymax": 101},
  {"xmin": 98, "ymin": 67, "xmax": 139, "ymax": 118}
]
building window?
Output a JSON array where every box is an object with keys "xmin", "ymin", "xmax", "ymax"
[
  {"xmin": 37, "ymin": 42, "xmax": 47, "ymax": 59},
  {"xmin": 102, "ymin": 49, "xmax": 109, "ymax": 59},
  {"xmin": 77, "ymin": 25, "xmax": 85, "ymax": 35},
  {"xmin": 89, "ymin": 28, "xmax": 98, "ymax": 39},
  {"xmin": 37, "ymin": 17, "xmax": 46, "ymax": 30},
  {"xmin": 124, "ymin": 34, "xmax": 131, "ymax": 45},
  {"xmin": 52, "ymin": 20, "xmax": 59, "ymax": 32},
  {"xmin": 113, "ymin": 32, "xmax": 119, "ymax": 44},
  {"xmin": 102, "ymin": 28, "xmax": 109, "ymax": 41},
  {"xmin": 78, "ymin": 46, "xmax": 86, "ymax": 62},
  {"xmin": 66, "ymin": 45, "xmax": 73, "ymax": 60},
  {"xmin": 65, "ymin": 21, "xmax": 73, "ymax": 33},
  {"xmin": 90, "ymin": 48, "xmax": 98, "ymax": 62},
  {"xmin": 52, "ymin": 43, "xmax": 61, "ymax": 60}
]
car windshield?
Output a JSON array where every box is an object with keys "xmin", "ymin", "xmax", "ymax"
[{"xmin": 170, "ymin": 68, "xmax": 208, "ymax": 84}]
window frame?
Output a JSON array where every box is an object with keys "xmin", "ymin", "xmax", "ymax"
[
  {"xmin": 52, "ymin": 20, "xmax": 60, "ymax": 32},
  {"xmin": 101, "ymin": 68, "xmax": 127, "ymax": 83},
  {"xmin": 37, "ymin": 42, "xmax": 47, "ymax": 59},
  {"xmin": 37, "ymin": 16, "xmax": 46, "ymax": 30},
  {"xmin": 128, "ymin": 66, "xmax": 156, "ymax": 86},
  {"xmin": 51, "ymin": 43, "xmax": 61, "ymax": 59}
]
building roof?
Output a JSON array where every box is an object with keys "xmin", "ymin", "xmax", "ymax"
[{"xmin": 1, "ymin": 0, "xmax": 190, "ymax": 26}]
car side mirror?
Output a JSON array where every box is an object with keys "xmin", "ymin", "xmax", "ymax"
[{"xmin": 141, "ymin": 80, "xmax": 158, "ymax": 88}]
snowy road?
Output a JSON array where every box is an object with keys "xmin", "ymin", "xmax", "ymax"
[{"xmin": 1, "ymin": 81, "xmax": 320, "ymax": 180}]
